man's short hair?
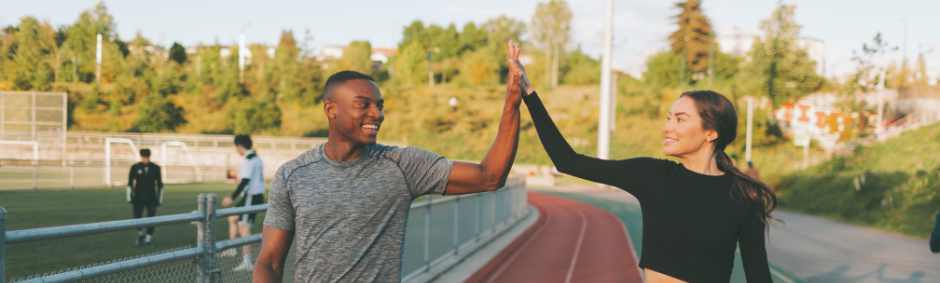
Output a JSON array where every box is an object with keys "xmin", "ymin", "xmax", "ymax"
[
  {"xmin": 323, "ymin": 70, "xmax": 375, "ymax": 102},
  {"xmin": 140, "ymin": 148, "xmax": 151, "ymax": 157},
  {"xmin": 234, "ymin": 135, "xmax": 253, "ymax": 149}
]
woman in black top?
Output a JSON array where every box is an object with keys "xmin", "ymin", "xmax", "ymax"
[{"xmin": 507, "ymin": 52, "xmax": 778, "ymax": 282}]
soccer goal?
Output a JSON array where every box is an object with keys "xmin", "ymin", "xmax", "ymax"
[
  {"xmin": 104, "ymin": 138, "xmax": 141, "ymax": 187},
  {"xmin": 160, "ymin": 141, "xmax": 203, "ymax": 183}
]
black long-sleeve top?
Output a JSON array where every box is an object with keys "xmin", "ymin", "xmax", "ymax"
[
  {"xmin": 128, "ymin": 162, "xmax": 163, "ymax": 203},
  {"xmin": 523, "ymin": 92, "xmax": 772, "ymax": 283}
]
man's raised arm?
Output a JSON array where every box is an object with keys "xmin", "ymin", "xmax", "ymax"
[{"xmin": 444, "ymin": 41, "xmax": 526, "ymax": 195}]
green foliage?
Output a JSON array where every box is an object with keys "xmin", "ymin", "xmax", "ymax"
[
  {"xmin": 168, "ymin": 42, "xmax": 187, "ymax": 65},
  {"xmin": 643, "ymin": 51, "xmax": 684, "ymax": 88},
  {"xmin": 560, "ymin": 47, "xmax": 599, "ymax": 85},
  {"xmin": 392, "ymin": 41, "xmax": 428, "ymax": 86},
  {"xmin": 333, "ymin": 40, "xmax": 372, "ymax": 74},
  {"xmin": 460, "ymin": 50, "xmax": 499, "ymax": 85},
  {"xmin": 7, "ymin": 17, "xmax": 56, "ymax": 90},
  {"xmin": 134, "ymin": 93, "xmax": 185, "ymax": 132},
  {"xmin": 668, "ymin": 0, "xmax": 714, "ymax": 74},
  {"xmin": 776, "ymin": 123, "xmax": 940, "ymax": 239},
  {"xmin": 531, "ymin": 0, "xmax": 573, "ymax": 88},
  {"xmin": 230, "ymin": 96, "xmax": 282, "ymax": 135},
  {"xmin": 742, "ymin": 2, "xmax": 824, "ymax": 108}
]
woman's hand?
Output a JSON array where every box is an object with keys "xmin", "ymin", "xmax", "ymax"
[{"xmin": 507, "ymin": 40, "xmax": 534, "ymax": 96}]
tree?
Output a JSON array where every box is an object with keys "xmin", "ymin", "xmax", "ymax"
[
  {"xmin": 458, "ymin": 22, "xmax": 487, "ymax": 54},
  {"xmin": 744, "ymin": 1, "xmax": 823, "ymax": 108},
  {"xmin": 168, "ymin": 42, "xmax": 187, "ymax": 65},
  {"xmin": 392, "ymin": 41, "xmax": 427, "ymax": 86},
  {"xmin": 135, "ymin": 93, "xmax": 186, "ymax": 132},
  {"xmin": 335, "ymin": 41, "xmax": 372, "ymax": 74},
  {"xmin": 63, "ymin": 2, "xmax": 116, "ymax": 83},
  {"xmin": 668, "ymin": 0, "xmax": 714, "ymax": 76},
  {"xmin": 9, "ymin": 17, "xmax": 57, "ymax": 90},
  {"xmin": 531, "ymin": 0, "xmax": 572, "ymax": 89},
  {"xmin": 560, "ymin": 46, "xmax": 600, "ymax": 85},
  {"xmin": 850, "ymin": 33, "xmax": 895, "ymax": 93},
  {"xmin": 643, "ymin": 51, "xmax": 683, "ymax": 88},
  {"xmin": 482, "ymin": 16, "xmax": 526, "ymax": 82}
]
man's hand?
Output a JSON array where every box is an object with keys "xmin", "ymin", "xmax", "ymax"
[
  {"xmin": 507, "ymin": 40, "xmax": 534, "ymax": 95},
  {"xmin": 126, "ymin": 186, "xmax": 133, "ymax": 203},
  {"xmin": 222, "ymin": 197, "xmax": 233, "ymax": 207},
  {"xmin": 443, "ymin": 40, "xmax": 523, "ymax": 195}
]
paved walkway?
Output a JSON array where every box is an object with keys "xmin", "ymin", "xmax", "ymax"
[{"xmin": 465, "ymin": 192, "xmax": 644, "ymax": 283}]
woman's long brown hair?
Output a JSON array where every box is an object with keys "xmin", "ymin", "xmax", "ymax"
[{"xmin": 681, "ymin": 91, "xmax": 781, "ymax": 225}]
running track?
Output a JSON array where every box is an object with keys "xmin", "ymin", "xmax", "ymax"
[{"xmin": 466, "ymin": 192, "xmax": 644, "ymax": 283}]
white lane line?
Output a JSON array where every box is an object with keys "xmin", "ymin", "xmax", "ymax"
[
  {"xmin": 769, "ymin": 267, "xmax": 795, "ymax": 283},
  {"xmin": 485, "ymin": 206, "xmax": 553, "ymax": 283},
  {"xmin": 564, "ymin": 206, "xmax": 589, "ymax": 283}
]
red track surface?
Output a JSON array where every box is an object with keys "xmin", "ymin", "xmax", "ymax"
[{"xmin": 466, "ymin": 192, "xmax": 644, "ymax": 283}]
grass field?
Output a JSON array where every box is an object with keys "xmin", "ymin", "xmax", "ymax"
[
  {"xmin": 0, "ymin": 182, "xmax": 264, "ymax": 280},
  {"xmin": 775, "ymin": 122, "xmax": 940, "ymax": 239}
]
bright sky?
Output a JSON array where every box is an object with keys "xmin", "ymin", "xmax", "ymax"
[{"xmin": 4, "ymin": 0, "xmax": 939, "ymax": 79}]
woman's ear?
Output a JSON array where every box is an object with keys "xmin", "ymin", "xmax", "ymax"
[{"xmin": 706, "ymin": 129, "xmax": 719, "ymax": 143}]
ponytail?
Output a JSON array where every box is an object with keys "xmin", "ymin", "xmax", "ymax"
[{"xmin": 715, "ymin": 151, "xmax": 780, "ymax": 225}]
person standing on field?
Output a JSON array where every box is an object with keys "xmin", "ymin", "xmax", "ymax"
[
  {"xmin": 222, "ymin": 134, "xmax": 266, "ymax": 271},
  {"xmin": 127, "ymin": 148, "xmax": 163, "ymax": 248}
]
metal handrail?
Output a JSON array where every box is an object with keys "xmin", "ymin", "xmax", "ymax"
[
  {"xmin": 5, "ymin": 212, "xmax": 205, "ymax": 244},
  {"xmin": 214, "ymin": 234, "xmax": 263, "ymax": 251},
  {"xmin": 214, "ymin": 205, "xmax": 269, "ymax": 218}
]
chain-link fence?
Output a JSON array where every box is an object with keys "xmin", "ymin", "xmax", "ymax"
[{"xmin": 1, "ymin": 177, "xmax": 527, "ymax": 283}]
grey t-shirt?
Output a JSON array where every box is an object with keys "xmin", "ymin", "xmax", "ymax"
[{"xmin": 264, "ymin": 143, "xmax": 454, "ymax": 283}]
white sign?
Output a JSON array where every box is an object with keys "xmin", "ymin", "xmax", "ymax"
[{"xmin": 793, "ymin": 130, "xmax": 810, "ymax": 147}]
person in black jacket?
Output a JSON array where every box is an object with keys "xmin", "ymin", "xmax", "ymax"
[
  {"xmin": 507, "ymin": 48, "xmax": 777, "ymax": 282},
  {"xmin": 127, "ymin": 148, "xmax": 163, "ymax": 248}
]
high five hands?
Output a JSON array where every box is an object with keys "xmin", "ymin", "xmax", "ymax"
[{"xmin": 506, "ymin": 40, "xmax": 534, "ymax": 101}]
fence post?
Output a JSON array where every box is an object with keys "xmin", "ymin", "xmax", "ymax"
[
  {"xmin": 206, "ymin": 194, "xmax": 219, "ymax": 283},
  {"xmin": 424, "ymin": 196, "xmax": 431, "ymax": 272},
  {"xmin": 453, "ymin": 195, "xmax": 459, "ymax": 255},
  {"xmin": 1, "ymin": 207, "xmax": 6, "ymax": 283},
  {"xmin": 196, "ymin": 194, "xmax": 207, "ymax": 283}
]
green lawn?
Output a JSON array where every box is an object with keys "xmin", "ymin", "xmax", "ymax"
[
  {"xmin": 0, "ymin": 182, "xmax": 260, "ymax": 280},
  {"xmin": 775, "ymin": 122, "xmax": 940, "ymax": 239}
]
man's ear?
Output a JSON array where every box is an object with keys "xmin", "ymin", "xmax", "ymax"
[{"xmin": 324, "ymin": 101, "xmax": 337, "ymax": 120}]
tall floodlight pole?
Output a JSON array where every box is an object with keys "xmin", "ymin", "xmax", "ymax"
[
  {"xmin": 745, "ymin": 97, "xmax": 754, "ymax": 162},
  {"xmin": 239, "ymin": 34, "xmax": 246, "ymax": 83},
  {"xmin": 610, "ymin": 71, "xmax": 617, "ymax": 131},
  {"xmin": 95, "ymin": 34, "xmax": 102, "ymax": 83},
  {"xmin": 876, "ymin": 69, "xmax": 886, "ymax": 137},
  {"xmin": 597, "ymin": 0, "xmax": 613, "ymax": 161},
  {"xmin": 901, "ymin": 19, "xmax": 907, "ymax": 88}
]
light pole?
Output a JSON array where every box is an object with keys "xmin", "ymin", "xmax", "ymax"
[
  {"xmin": 876, "ymin": 68, "xmax": 886, "ymax": 137},
  {"xmin": 597, "ymin": 0, "xmax": 613, "ymax": 162},
  {"xmin": 745, "ymin": 97, "xmax": 753, "ymax": 162},
  {"xmin": 901, "ymin": 19, "xmax": 907, "ymax": 88}
]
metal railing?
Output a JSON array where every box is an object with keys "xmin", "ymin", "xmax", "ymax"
[{"xmin": 1, "ymin": 177, "xmax": 528, "ymax": 283}]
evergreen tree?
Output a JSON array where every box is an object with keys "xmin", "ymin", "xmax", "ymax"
[
  {"xmin": 168, "ymin": 42, "xmax": 187, "ymax": 65},
  {"xmin": 668, "ymin": 0, "xmax": 714, "ymax": 75}
]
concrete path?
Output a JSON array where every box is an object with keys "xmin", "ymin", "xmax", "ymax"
[{"xmin": 543, "ymin": 185, "xmax": 940, "ymax": 283}]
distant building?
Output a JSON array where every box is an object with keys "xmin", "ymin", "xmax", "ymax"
[
  {"xmin": 370, "ymin": 47, "xmax": 398, "ymax": 64},
  {"xmin": 317, "ymin": 45, "xmax": 345, "ymax": 62}
]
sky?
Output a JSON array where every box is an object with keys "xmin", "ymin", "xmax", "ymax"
[{"xmin": 4, "ymin": 0, "xmax": 939, "ymax": 79}]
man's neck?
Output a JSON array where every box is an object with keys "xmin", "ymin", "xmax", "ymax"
[{"xmin": 324, "ymin": 136, "xmax": 367, "ymax": 162}]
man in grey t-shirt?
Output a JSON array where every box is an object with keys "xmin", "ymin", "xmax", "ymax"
[{"xmin": 254, "ymin": 42, "xmax": 529, "ymax": 282}]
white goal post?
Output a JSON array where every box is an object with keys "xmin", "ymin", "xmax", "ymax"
[
  {"xmin": 0, "ymin": 140, "xmax": 39, "ymax": 164},
  {"xmin": 161, "ymin": 141, "xmax": 203, "ymax": 183},
  {"xmin": 105, "ymin": 138, "xmax": 141, "ymax": 187}
]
